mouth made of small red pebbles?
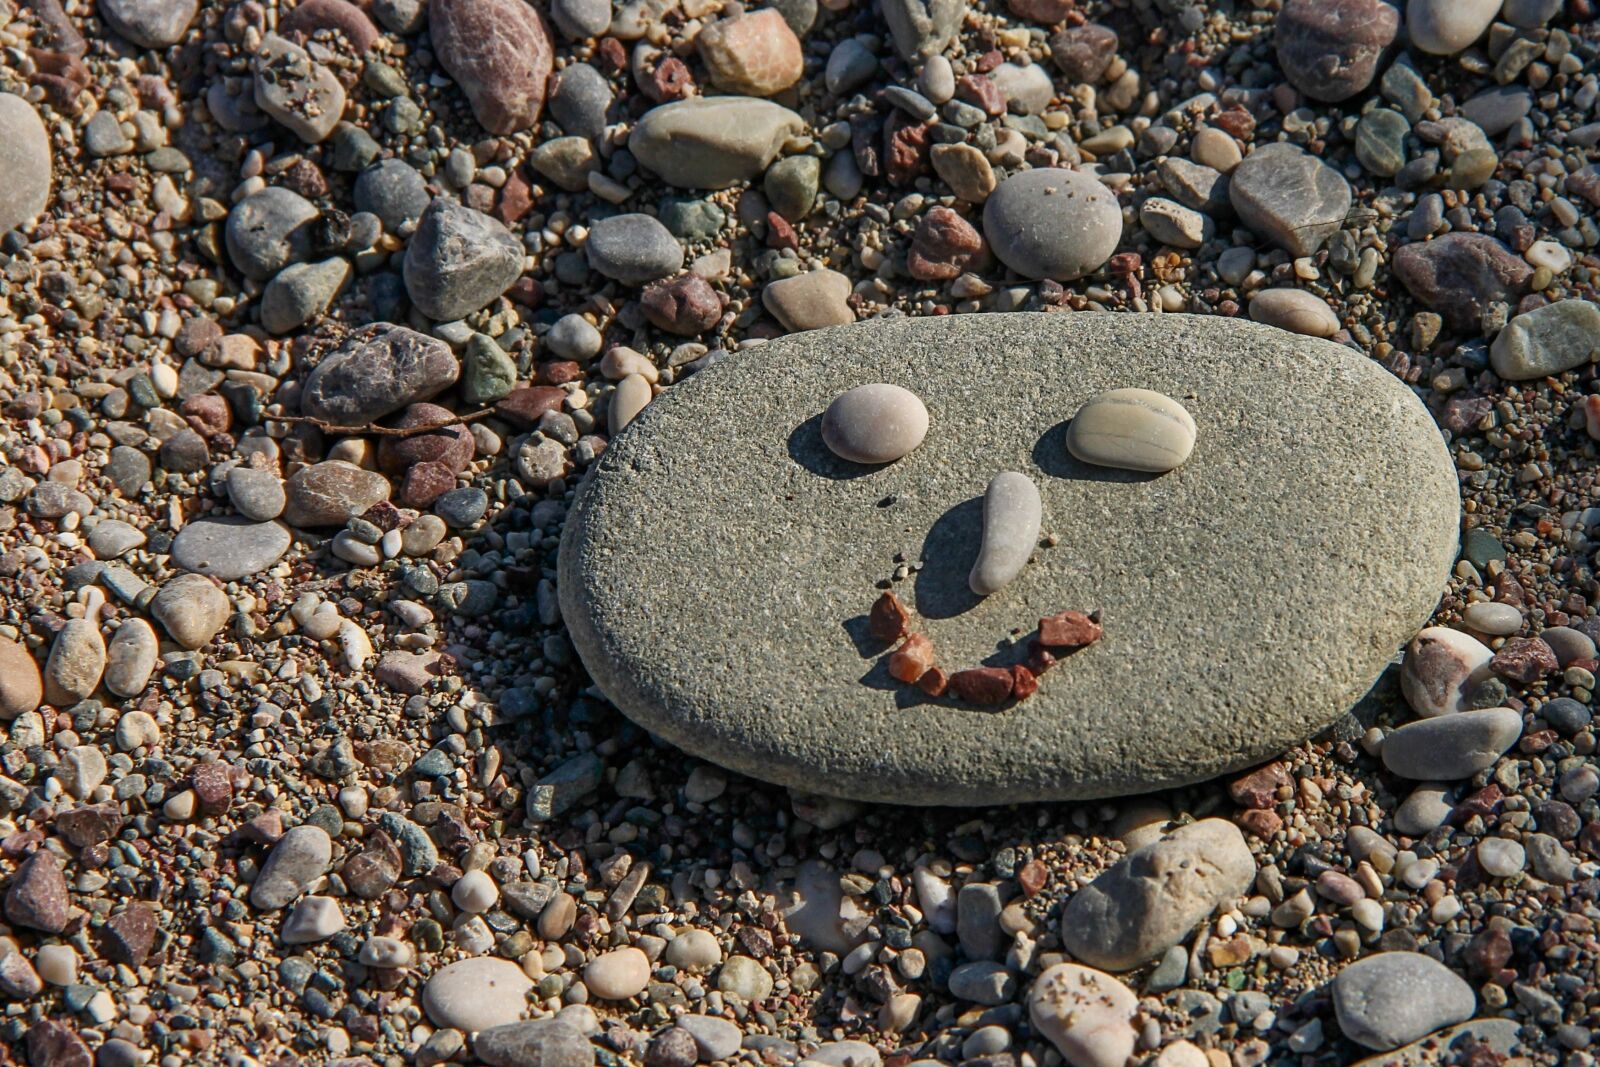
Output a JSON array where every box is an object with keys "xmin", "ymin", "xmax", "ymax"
[{"xmin": 866, "ymin": 591, "xmax": 1103, "ymax": 707}]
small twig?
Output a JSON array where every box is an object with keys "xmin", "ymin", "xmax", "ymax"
[{"xmin": 269, "ymin": 408, "xmax": 498, "ymax": 439}]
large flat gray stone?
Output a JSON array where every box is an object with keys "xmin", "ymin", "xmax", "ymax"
[{"xmin": 559, "ymin": 314, "xmax": 1459, "ymax": 805}]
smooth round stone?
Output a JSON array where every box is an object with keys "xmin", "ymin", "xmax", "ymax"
[
  {"xmin": 1250, "ymin": 288, "xmax": 1340, "ymax": 338},
  {"xmin": 820, "ymin": 384, "xmax": 930, "ymax": 465},
  {"xmin": 1275, "ymin": 0, "xmax": 1400, "ymax": 102},
  {"xmin": 1382, "ymin": 707, "xmax": 1524, "ymax": 780},
  {"xmin": 171, "ymin": 516, "xmax": 292, "ymax": 580},
  {"xmin": 98, "ymin": 0, "xmax": 200, "ymax": 46},
  {"xmin": 0, "ymin": 637, "xmax": 42, "ymax": 719},
  {"xmin": 665, "ymin": 929, "xmax": 722, "ymax": 971},
  {"xmin": 44, "ymin": 620, "xmax": 106, "ymax": 706},
  {"xmin": 1065, "ymin": 388, "xmax": 1196, "ymax": 473},
  {"xmin": 983, "ymin": 169, "xmax": 1122, "ymax": 281},
  {"xmin": 227, "ymin": 467, "xmax": 287, "ymax": 522},
  {"xmin": 355, "ymin": 159, "xmax": 430, "ymax": 233},
  {"xmin": 1489, "ymin": 300, "xmax": 1600, "ymax": 381},
  {"xmin": 0, "ymin": 94, "xmax": 52, "ymax": 236},
  {"xmin": 1028, "ymin": 963, "xmax": 1137, "ymax": 1067},
  {"xmin": 585, "ymin": 214, "xmax": 684, "ymax": 286},
  {"xmin": 763, "ymin": 270, "xmax": 856, "ymax": 332},
  {"xmin": 452, "ymin": 870, "xmax": 499, "ymax": 914},
  {"xmin": 1061, "ymin": 819, "xmax": 1253, "ymax": 971},
  {"xmin": 1355, "ymin": 108, "xmax": 1411, "ymax": 177},
  {"xmin": 1476, "ymin": 837, "xmax": 1526, "ymax": 878},
  {"xmin": 250, "ymin": 824, "xmax": 332, "ymax": 910},
  {"xmin": 583, "ymin": 947, "xmax": 650, "ymax": 1000},
  {"xmin": 150, "ymin": 573, "xmax": 231, "ymax": 650},
  {"xmin": 1400, "ymin": 626, "xmax": 1493, "ymax": 717},
  {"xmin": 677, "ymin": 1016, "xmax": 740, "ymax": 1062},
  {"xmin": 1395, "ymin": 782, "xmax": 1453, "ymax": 836},
  {"xmin": 969, "ymin": 472, "xmax": 1042, "ymax": 597},
  {"xmin": 1407, "ymin": 0, "xmax": 1501, "ymax": 55},
  {"xmin": 630, "ymin": 98, "xmax": 806, "ymax": 190},
  {"xmin": 559, "ymin": 314, "xmax": 1460, "ymax": 804},
  {"xmin": 1539, "ymin": 626, "xmax": 1595, "ymax": 667},
  {"xmin": 1332, "ymin": 952, "xmax": 1475, "ymax": 1051},
  {"xmin": 423, "ymin": 957, "xmax": 534, "ymax": 1032},
  {"xmin": 104, "ymin": 619, "xmax": 158, "ymax": 698},
  {"xmin": 609, "ymin": 374, "xmax": 653, "ymax": 436},
  {"xmin": 1462, "ymin": 601, "xmax": 1522, "ymax": 636},
  {"xmin": 226, "ymin": 187, "xmax": 317, "ymax": 282}
]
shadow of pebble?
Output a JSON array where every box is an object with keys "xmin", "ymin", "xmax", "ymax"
[
  {"xmin": 787, "ymin": 412, "xmax": 879, "ymax": 481},
  {"xmin": 1032, "ymin": 419, "xmax": 1162, "ymax": 484},
  {"xmin": 915, "ymin": 496, "xmax": 985, "ymax": 619},
  {"xmin": 842, "ymin": 614, "xmax": 892, "ymax": 659}
]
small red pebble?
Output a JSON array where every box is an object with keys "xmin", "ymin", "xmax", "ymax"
[
  {"xmin": 889, "ymin": 633, "xmax": 936, "ymax": 683},
  {"xmin": 917, "ymin": 667, "xmax": 948, "ymax": 698},
  {"xmin": 1009, "ymin": 664, "xmax": 1039, "ymax": 701},
  {"xmin": 950, "ymin": 667, "xmax": 1014, "ymax": 706},
  {"xmin": 1237, "ymin": 809, "xmax": 1283, "ymax": 838},
  {"xmin": 868, "ymin": 592, "xmax": 911, "ymax": 642},
  {"xmin": 1017, "ymin": 858, "xmax": 1048, "ymax": 897},
  {"xmin": 1038, "ymin": 610, "xmax": 1103, "ymax": 649},
  {"xmin": 765, "ymin": 211, "xmax": 799, "ymax": 250},
  {"xmin": 1229, "ymin": 762, "xmax": 1290, "ymax": 810},
  {"xmin": 1025, "ymin": 642, "xmax": 1057, "ymax": 675}
]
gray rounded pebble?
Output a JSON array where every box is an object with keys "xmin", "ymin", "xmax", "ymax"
[
  {"xmin": 227, "ymin": 466, "xmax": 287, "ymax": 522},
  {"xmin": 0, "ymin": 94, "xmax": 52, "ymax": 236},
  {"xmin": 1381, "ymin": 707, "xmax": 1523, "ymax": 780},
  {"xmin": 250, "ymin": 824, "xmax": 332, "ymax": 911},
  {"xmin": 171, "ymin": 516, "xmax": 292, "ymax": 580},
  {"xmin": 820, "ymin": 383, "xmax": 929, "ymax": 465},
  {"xmin": 404, "ymin": 199, "xmax": 524, "ymax": 321},
  {"xmin": 96, "ymin": 0, "xmax": 200, "ymax": 48},
  {"xmin": 983, "ymin": 168, "xmax": 1122, "ymax": 281},
  {"xmin": 550, "ymin": 63, "xmax": 612, "ymax": 140},
  {"xmin": 1489, "ymin": 300, "xmax": 1600, "ymax": 381},
  {"xmin": 585, "ymin": 214, "xmax": 684, "ymax": 286},
  {"xmin": 225, "ymin": 187, "xmax": 318, "ymax": 282},
  {"xmin": 1332, "ymin": 952, "xmax": 1475, "ymax": 1051},
  {"xmin": 354, "ymin": 159, "xmax": 430, "ymax": 233},
  {"xmin": 1229, "ymin": 142, "xmax": 1351, "ymax": 257},
  {"xmin": 968, "ymin": 471, "xmax": 1042, "ymax": 597}
]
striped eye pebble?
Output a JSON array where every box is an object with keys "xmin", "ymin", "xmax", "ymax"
[
  {"xmin": 1065, "ymin": 388, "xmax": 1196, "ymax": 473},
  {"xmin": 820, "ymin": 383, "xmax": 929, "ymax": 464}
]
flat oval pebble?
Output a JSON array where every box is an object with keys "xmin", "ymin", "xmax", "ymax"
[
  {"xmin": 1249, "ymin": 289, "xmax": 1341, "ymax": 338},
  {"xmin": 1406, "ymin": 0, "xmax": 1501, "ymax": 56},
  {"xmin": 0, "ymin": 94, "xmax": 53, "ymax": 236},
  {"xmin": 582, "ymin": 946, "xmax": 650, "ymax": 999},
  {"xmin": 423, "ymin": 956, "xmax": 534, "ymax": 1032},
  {"xmin": 983, "ymin": 169, "xmax": 1123, "ymax": 281},
  {"xmin": 1331, "ymin": 951, "xmax": 1475, "ymax": 1051},
  {"xmin": 1028, "ymin": 963, "xmax": 1138, "ymax": 1067},
  {"xmin": 820, "ymin": 384, "xmax": 930, "ymax": 465},
  {"xmin": 560, "ymin": 314, "xmax": 1459, "ymax": 804},
  {"xmin": 171, "ymin": 516, "xmax": 292, "ymax": 580},
  {"xmin": 1065, "ymin": 389, "xmax": 1196, "ymax": 473},
  {"xmin": 968, "ymin": 472, "xmax": 1042, "ymax": 596},
  {"xmin": 1381, "ymin": 707, "xmax": 1523, "ymax": 780}
]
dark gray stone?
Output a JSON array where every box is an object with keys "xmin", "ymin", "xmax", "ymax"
[
  {"xmin": 301, "ymin": 323, "xmax": 460, "ymax": 424},
  {"xmin": 225, "ymin": 187, "xmax": 318, "ymax": 281},
  {"xmin": 559, "ymin": 314, "xmax": 1460, "ymax": 804},
  {"xmin": 475, "ymin": 1019, "xmax": 595, "ymax": 1067},
  {"xmin": 1332, "ymin": 952, "xmax": 1475, "ymax": 1051},
  {"xmin": 97, "ymin": 0, "xmax": 199, "ymax": 47},
  {"xmin": 403, "ymin": 199, "xmax": 524, "ymax": 321},
  {"xmin": 171, "ymin": 517, "xmax": 292, "ymax": 580},
  {"xmin": 585, "ymin": 213, "xmax": 684, "ymax": 286},
  {"xmin": 550, "ymin": 63, "xmax": 612, "ymax": 140},
  {"xmin": 250, "ymin": 824, "xmax": 332, "ymax": 911},
  {"xmin": 354, "ymin": 159, "xmax": 430, "ymax": 233}
]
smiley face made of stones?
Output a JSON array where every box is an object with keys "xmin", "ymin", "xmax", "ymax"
[{"xmin": 821, "ymin": 382, "xmax": 1198, "ymax": 708}]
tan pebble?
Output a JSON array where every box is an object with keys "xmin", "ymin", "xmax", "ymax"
[
  {"xmin": 1066, "ymin": 388, "xmax": 1196, "ymax": 473},
  {"xmin": 1249, "ymin": 288, "xmax": 1340, "ymax": 337},
  {"xmin": 0, "ymin": 636, "xmax": 42, "ymax": 719},
  {"xmin": 1190, "ymin": 127, "xmax": 1242, "ymax": 173},
  {"xmin": 820, "ymin": 384, "xmax": 929, "ymax": 465},
  {"xmin": 610, "ymin": 374, "xmax": 653, "ymax": 436}
]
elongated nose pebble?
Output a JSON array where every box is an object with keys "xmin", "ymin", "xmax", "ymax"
[
  {"xmin": 1065, "ymin": 388, "xmax": 1196, "ymax": 473},
  {"xmin": 969, "ymin": 471, "xmax": 1042, "ymax": 596},
  {"xmin": 821, "ymin": 383, "xmax": 929, "ymax": 464}
]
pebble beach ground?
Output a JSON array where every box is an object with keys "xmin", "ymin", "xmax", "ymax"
[{"xmin": 2, "ymin": 0, "xmax": 1600, "ymax": 1065}]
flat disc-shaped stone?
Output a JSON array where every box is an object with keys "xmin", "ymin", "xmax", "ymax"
[{"xmin": 560, "ymin": 314, "xmax": 1459, "ymax": 805}]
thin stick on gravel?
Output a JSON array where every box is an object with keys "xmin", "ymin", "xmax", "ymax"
[{"xmin": 268, "ymin": 408, "xmax": 498, "ymax": 439}]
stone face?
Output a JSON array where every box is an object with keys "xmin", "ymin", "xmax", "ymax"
[
  {"xmin": 969, "ymin": 472, "xmax": 1042, "ymax": 597},
  {"xmin": 882, "ymin": 0, "xmax": 968, "ymax": 61},
  {"xmin": 302, "ymin": 323, "xmax": 459, "ymax": 424},
  {"xmin": 0, "ymin": 94, "xmax": 51, "ymax": 236},
  {"xmin": 475, "ymin": 1019, "xmax": 595, "ymax": 1067},
  {"xmin": 630, "ymin": 98, "xmax": 806, "ymax": 190},
  {"xmin": 1061, "ymin": 819, "xmax": 1254, "ymax": 970},
  {"xmin": 1381, "ymin": 707, "xmax": 1523, "ymax": 779},
  {"xmin": 585, "ymin": 214, "xmax": 684, "ymax": 286},
  {"xmin": 283, "ymin": 461, "xmax": 392, "ymax": 527},
  {"xmin": 1229, "ymin": 142, "xmax": 1351, "ymax": 257},
  {"xmin": 171, "ymin": 516, "xmax": 292, "ymax": 580},
  {"xmin": 821, "ymin": 384, "xmax": 929, "ymax": 465},
  {"xmin": 1490, "ymin": 300, "xmax": 1600, "ymax": 380},
  {"xmin": 424, "ymin": 957, "xmax": 534, "ymax": 1031},
  {"xmin": 250, "ymin": 824, "xmax": 332, "ymax": 910},
  {"xmin": 1028, "ymin": 964, "xmax": 1138, "ymax": 1067},
  {"xmin": 1401, "ymin": 626, "xmax": 1493, "ymax": 716},
  {"xmin": 698, "ymin": 10, "xmax": 804, "ymax": 96},
  {"xmin": 404, "ymin": 199, "xmax": 524, "ymax": 321},
  {"xmin": 984, "ymin": 169, "xmax": 1122, "ymax": 281},
  {"xmin": 1393, "ymin": 234, "xmax": 1533, "ymax": 333},
  {"xmin": 1066, "ymin": 388, "xmax": 1196, "ymax": 473},
  {"xmin": 253, "ymin": 35, "xmax": 346, "ymax": 143},
  {"xmin": 430, "ymin": 0, "xmax": 554, "ymax": 134},
  {"xmin": 1407, "ymin": 0, "xmax": 1501, "ymax": 56},
  {"xmin": 1275, "ymin": 0, "xmax": 1400, "ymax": 102},
  {"xmin": 0, "ymin": 636, "xmax": 42, "ymax": 719},
  {"xmin": 98, "ymin": 0, "xmax": 199, "ymax": 46},
  {"xmin": 559, "ymin": 314, "xmax": 1460, "ymax": 804},
  {"xmin": 1332, "ymin": 952, "xmax": 1475, "ymax": 1050}
]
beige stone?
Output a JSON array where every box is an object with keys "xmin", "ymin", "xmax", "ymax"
[{"xmin": 1066, "ymin": 388, "xmax": 1196, "ymax": 473}]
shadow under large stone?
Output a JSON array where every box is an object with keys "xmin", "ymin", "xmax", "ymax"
[{"xmin": 786, "ymin": 412, "xmax": 878, "ymax": 481}]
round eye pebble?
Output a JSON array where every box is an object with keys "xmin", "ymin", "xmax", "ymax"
[
  {"xmin": 821, "ymin": 383, "xmax": 929, "ymax": 465},
  {"xmin": 1065, "ymin": 388, "xmax": 1196, "ymax": 473}
]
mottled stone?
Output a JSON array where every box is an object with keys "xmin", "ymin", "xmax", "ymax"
[
  {"xmin": 430, "ymin": 0, "xmax": 554, "ymax": 133},
  {"xmin": 475, "ymin": 1019, "xmax": 595, "ymax": 1067},
  {"xmin": 283, "ymin": 461, "xmax": 392, "ymax": 527},
  {"xmin": 253, "ymin": 34, "xmax": 346, "ymax": 143},
  {"xmin": 1229, "ymin": 142, "xmax": 1351, "ymax": 257},
  {"xmin": 303, "ymin": 323, "xmax": 459, "ymax": 424},
  {"xmin": 1050, "ymin": 23, "xmax": 1118, "ymax": 83},
  {"xmin": 698, "ymin": 10, "xmax": 803, "ymax": 96},
  {"xmin": 44, "ymin": 619, "xmax": 105, "ymax": 706},
  {"xmin": 0, "ymin": 636, "xmax": 42, "ymax": 719},
  {"xmin": 225, "ymin": 187, "xmax": 318, "ymax": 282},
  {"xmin": 403, "ymin": 199, "xmax": 524, "ymax": 321},
  {"xmin": 1489, "ymin": 300, "xmax": 1600, "ymax": 381},
  {"xmin": 1393, "ymin": 234, "xmax": 1534, "ymax": 333},
  {"xmin": 630, "ymin": 98, "xmax": 806, "ymax": 190},
  {"xmin": 5, "ymin": 851, "xmax": 69, "ymax": 933},
  {"xmin": 585, "ymin": 213, "xmax": 684, "ymax": 286},
  {"xmin": 908, "ymin": 206, "xmax": 986, "ymax": 281},
  {"xmin": 250, "ymin": 824, "xmax": 333, "ymax": 911},
  {"xmin": 763, "ymin": 269, "xmax": 856, "ymax": 331},
  {"xmin": 1382, "ymin": 707, "xmax": 1524, "ymax": 780},
  {"xmin": 149, "ymin": 573, "xmax": 230, "ymax": 649},
  {"xmin": 171, "ymin": 516, "xmax": 292, "ymax": 580},
  {"xmin": 983, "ymin": 168, "xmax": 1122, "ymax": 281},
  {"xmin": 97, "ymin": 0, "xmax": 199, "ymax": 47},
  {"xmin": 1275, "ymin": 0, "xmax": 1400, "ymax": 102},
  {"xmin": 1028, "ymin": 964, "xmax": 1138, "ymax": 1067}
]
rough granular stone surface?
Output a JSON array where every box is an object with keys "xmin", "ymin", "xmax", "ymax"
[{"xmin": 559, "ymin": 314, "xmax": 1460, "ymax": 804}]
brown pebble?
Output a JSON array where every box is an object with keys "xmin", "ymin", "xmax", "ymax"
[
  {"xmin": 1038, "ymin": 610, "xmax": 1103, "ymax": 649},
  {"xmin": 1009, "ymin": 663, "xmax": 1039, "ymax": 701},
  {"xmin": 949, "ymin": 667, "xmax": 1014, "ymax": 705},
  {"xmin": 869, "ymin": 591, "xmax": 911, "ymax": 642},
  {"xmin": 917, "ymin": 667, "xmax": 948, "ymax": 697},
  {"xmin": 889, "ymin": 633, "xmax": 935, "ymax": 683}
]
